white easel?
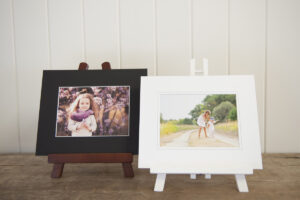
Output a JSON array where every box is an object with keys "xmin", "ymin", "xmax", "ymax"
[{"xmin": 153, "ymin": 58, "xmax": 249, "ymax": 193}]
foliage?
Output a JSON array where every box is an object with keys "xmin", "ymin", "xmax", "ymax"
[
  {"xmin": 188, "ymin": 94, "xmax": 237, "ymax": 122},
  {"xmin": 228, "ymin": 107, "xmax": 237, "ymax": 121},
  {"xmin": 189, "ymin": 104, "xmax": 202, "ymax": 121},
  {"xmin": 203, "ymin": 94, "xmax": 236, "ymax": 112},
  {"xmin": 160, "ymin": 113, "xmax": 164, "ymax": 123},
  {"xmin": 177, "ymin": 118, "xmax": 193, "ymax": 125},
  {"xmin": 212, "ymin": 101, "xmax": 235, "ymax": 121}
]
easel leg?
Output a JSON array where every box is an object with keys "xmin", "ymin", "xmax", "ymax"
[
  {"xmin": 190, "ymin": 174, "xmax": 196, "ymax": 179},
  {"xmin": 51, "ymin": 163, "xmax": 64, "ymax": 178},
  {"xmin": 154, "ymin": 173, "xmax": 166, "ymax": 192},
  {"xmin": 204, "ymin": 174, "xmax": 211, "ymax": 179},
  {"xmin": 122, "ymin": 162, "xmax": 134, "ymax": 178},
  {"xmin": 235, "ymin": 174, "xmax": 249, "ymax": 192}
]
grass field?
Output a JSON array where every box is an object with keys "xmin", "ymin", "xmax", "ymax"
[
  {"xmin": 160, "ymin": 122, "xmax": 198, "ymax": 136},
  {"xmin": 214, "ymin": 120, "xmax": 238, "ymax": 137}
]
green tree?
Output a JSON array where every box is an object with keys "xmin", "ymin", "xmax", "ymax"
[
  {"xmin": 203, "ymin": 94, "xmax": 236, "ymax": 112},
  {"xmin": 228, "ymin": 107, "xmax": 237, "ymax": 120},
  {"xmin": 212, "ymin": 101, "xmax": 235, "ymax": 121},
  {"xmin": 160, "ymin": 113, "xmax": 164, "ymax": 123},
  {"xmin": 177, "ymin": 118, "xmax": 193, "ymax": 125},
  {"xmin": 189, "ymin": 104, "xmax": 202, "ymax": 121}
]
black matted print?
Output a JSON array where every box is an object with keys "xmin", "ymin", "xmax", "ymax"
[
  {"xmin": 36, "ymin": 69, "xmax": 147, "ymax": 155},
  {"xmin": 56, "ymin": 86, "xmax": 130, "ymax": 137}
]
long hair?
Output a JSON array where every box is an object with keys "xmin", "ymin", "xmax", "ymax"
[
  {"xmin": 68, "ymin": 93, "xmax": 99, "ymax": 121},
  {"xmin": 203, "ymin": 110, "xmax": 211, "ymax": 121}
]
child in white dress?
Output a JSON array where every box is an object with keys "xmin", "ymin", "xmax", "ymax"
[
  {"xmin": 206, "ymin": 117, "xmax": 215, "ymax": 138},
  {"xmin": 197, "ymin": 110, "xmax": 211, "ymax": 138},
  {"xmin": 68, "ymin": 93, "xmax": 98, "ymax": 136}
]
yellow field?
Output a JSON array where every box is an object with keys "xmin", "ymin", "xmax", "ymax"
[
  {"xmin": 160, "ymin": 122, "xmax": 198, "ymax": 136},
  {"xmin": 215, "ymin": 121, "xmax": 238, "ymax": 136}
]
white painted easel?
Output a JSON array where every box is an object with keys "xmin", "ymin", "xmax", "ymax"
[{"xmin": 153, "ymin": 58, "xmax": 249, "ymax": 193}]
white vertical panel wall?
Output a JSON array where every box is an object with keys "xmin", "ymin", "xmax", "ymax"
[
  {"xmin": 266, "ymin": 0, "xmax": 300, "ymax": 152},
  {"xmin": 0, "ymin": 0, "xmax": 19, "ymax": 152},
  {"xmin": 48, "ymin": 0, "xmax": 84, "ymax": 69},
  {"xmin": 85, "ymin": 0, "xmax": 119, "ymax": 69},
  {"xmin": 229, "ymin": 0, "xmax": 266, "ymax": 151},
  {"xmin": 13, "ymin": 0, "xmax": 49, "ymax": 152},
  {"xmin": 193, "ymin": 0, "xmax": 228, "ymax": 75},
  {"xmin": 120, "ymin": 0, "xmax": 155, "ymax": 75},
  {"xmin": 156, "ymin": 0, "xmax": 191, "ymax": 75},
  {"xmin": 0, "ymin": 0, "xmax": 299, "ymax": 153}
]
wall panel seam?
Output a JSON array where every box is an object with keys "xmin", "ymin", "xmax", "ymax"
[
  {"xmin": 226, "ymin": 0, "xmax": 230, "ymax": 75},
  {"xmin": 10, "ymin": 0, "xmax": 21, "ymax": 153},
  {"xmin": 153, "ymin": 0, "xmax": 158, "ymax": 75},
  {"xmin": 264, "ymin": 0, "xmax": 268, "ymax": 153},
  {"xmin": 81, "ymin": 0, "xmax": 87, "ymax": 62},
  {"xmin": 46, "ymin": 0, "xmax": 52, "ymax": 69},
  {"xmin": 117, "ymin": 0, "xmax": 121, "ymax": 69},
  {"xmin": 190, "ymin": 0, "xmax": 193, "ymax": 59}
]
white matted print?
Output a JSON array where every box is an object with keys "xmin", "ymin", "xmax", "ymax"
[
  {"xmin": 138, "ymin": 76, "xmax": 262, "ymax": 171},
  {"xmin": 160, "ymin": 93, "xmax": 240, "ymax": 148},
  {"xmin": 56, "ymin": 86, "xmax": 130, "ymax": 137}
]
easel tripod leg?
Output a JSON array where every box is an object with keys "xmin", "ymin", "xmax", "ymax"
[
  {"xmin": 190, "ymin": 174, "xmax": 196, "ymax": 179},
  {"xmin": 51, "ymin": 163, "xmax": 64, "ymax": 178},
  {"xmin": 235, "ymin": 174, "xmax": 249, "ymax": 192},
  {"xmin": 122, "ymin": 162, "xmax": 134, "ymax": 177},
  {"xmin": 154, "ymin": 173, "xmax": 166, "ymax": 192},
  {"xmin": 205, "ymin": 174, "xmax": 211, "ymax": 179}
]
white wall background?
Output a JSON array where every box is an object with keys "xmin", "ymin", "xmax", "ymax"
[{"xmin": 0, "ymin": 0, "xmax": 299, "ymax": 153}]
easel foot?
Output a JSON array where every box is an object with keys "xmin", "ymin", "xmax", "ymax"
[
  {"xmin": 204, "ymin": 174, "xmax": 211, "ymax": 179},
  {"xmin": 190, "ymin": 174, "xmax": 196, "ymax": 179},
  {"xmin": 235, "ymin": 174, "xmax": 249, "ymax": 192},
  {"xmin": 51, "ymin": 163, "xmax": 64, "ymax": 178},
  {"xmin": 154, "ymin": 173, "xmax": 166, "ymax": 192}
]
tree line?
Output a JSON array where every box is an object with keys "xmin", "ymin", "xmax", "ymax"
[{"xmin": 160, "ymin": 94, "xmax": 237, "ymax": 125}]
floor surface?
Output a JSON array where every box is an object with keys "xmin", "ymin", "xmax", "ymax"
[{"xmin": 0, "ymin": 154, "xmax": 299, "ymax": 200}]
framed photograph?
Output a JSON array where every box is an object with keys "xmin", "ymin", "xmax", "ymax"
[
  {"xmin": 36, "ymin": 69, "xmax": 147, "ymax": 155},
  {"xmin": 139, "ymin": 76, "xmax": 262, "ymax": 173}
]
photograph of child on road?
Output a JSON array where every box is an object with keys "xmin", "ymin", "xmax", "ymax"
[{"xmin": 160, "ymin": 93, "xmax": 239, "ymax": 147}]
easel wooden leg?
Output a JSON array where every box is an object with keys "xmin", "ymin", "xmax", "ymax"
[
  {"xmin": 122, "ymin": 162, "xmax": 134, "ymax": 178},
  {"xmin": 51, "ymin": 163, "xmax": 64, "ymax": 178},
  {"xmin": 154, "ymin": 173, "xmax": 166, "ymax": 192},
  {"xmin": 235, "ymin": 174, "xmax": 248, "ymax": 192},
  {"xmin": 205, "ymin": 174, "xmax": 211, "ymax": 179},
  {"xmin": 190, "ymin": 174, "xmax": 196, "ymax": 179}
]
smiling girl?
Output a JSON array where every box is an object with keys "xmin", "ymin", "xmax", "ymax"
[{"xmin": 67, "ymin": 93, "xmax": 98, "ymax": 136}]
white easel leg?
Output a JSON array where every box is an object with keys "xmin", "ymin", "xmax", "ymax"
[
  {"xmin": 190, "ymin": 174, "xmax": 196, "ymax": 179},
  {"xmin": 235, "ymin": 174, "xmax": 249, "ymax": 192},
  {"xmin": 204, "ymin": 174, "xmax": 211, "ymax": 179},
  {"xmin": 154, "ymin": 173, "xmax": 166, "ymax": 192}
]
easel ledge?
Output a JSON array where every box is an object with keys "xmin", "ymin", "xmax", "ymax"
[{"xmin": 48, "ymin": 62, "xmax": 134, "ymax": 178}]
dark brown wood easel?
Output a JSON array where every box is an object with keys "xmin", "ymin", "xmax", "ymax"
[{"xmin": 48, "ymin": 62, "xmax": 134, "ymax": 178}]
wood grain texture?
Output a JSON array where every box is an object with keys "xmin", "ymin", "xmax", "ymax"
[{"xmin": 0, "ymin": 154, "xmax": 299, "ymax": 199}]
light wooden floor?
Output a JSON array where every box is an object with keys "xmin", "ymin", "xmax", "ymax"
[{"xmin": 0, "ymin": 154, "xmax": 299, "ymax": 200}]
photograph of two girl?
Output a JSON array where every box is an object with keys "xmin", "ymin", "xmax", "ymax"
[
  {"xmin": 56, "ymin": 86, "xmax": 130, "ymax": 137},
  {"xmin": 160, "ymin": 94, "xmax": 240, "ymax": 148}
]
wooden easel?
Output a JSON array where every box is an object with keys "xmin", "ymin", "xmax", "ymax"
[{"xmin": 48, "ymin": 62, "xmax": 134, "ymax": 178}]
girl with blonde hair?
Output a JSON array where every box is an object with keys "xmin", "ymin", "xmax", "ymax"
[
  {"xmin": 68, "ymin": 93, "xmax": 98, "ymax": 136},
  {"xmin": 197, "ymin": 110, "xmax": 211, "ymax": 138}
]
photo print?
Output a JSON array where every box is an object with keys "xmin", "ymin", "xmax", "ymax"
[
  {"xmin": 160, "ymin": 93, "xmax": 239, "ymax": 148},
  {"xmin": 56, "ymin": 86, "xmax": 130, "ymax": 137}
]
